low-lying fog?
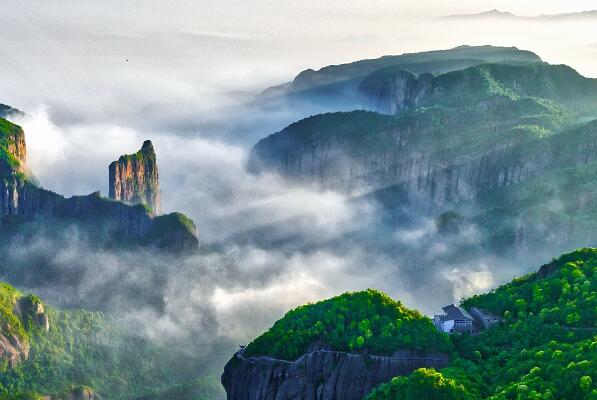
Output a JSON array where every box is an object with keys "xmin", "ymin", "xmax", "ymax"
[{"xmin": 2, "ymin": 0, "xmax": 597, "ymax": 354}]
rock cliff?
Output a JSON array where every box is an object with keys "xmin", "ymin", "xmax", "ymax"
[
  {"xmin": 109, "ymin": 140, "xmax": 161, "ymax": 215},
  {"xmin": 0, "ymin": 286, "xmax": 50, "ymax": 369},
  {"xmin": 0, "ymin": 117, "xmax": 197, "ymax": 250},
  {"xmin": 0, "ymin": 327, "xmax": 29, "ymax": 369},
  {"xmin": 222, "ymin": 346, "xmax": 449, "ymax": 400},
  {"xmin": 250, "ymin": 61, "xmax": 597, "ymax": 253}
]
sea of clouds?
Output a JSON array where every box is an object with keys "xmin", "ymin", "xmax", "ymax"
[{"xmin": 2, "ymin": 0, "xmax": 597, "ymax": 368}]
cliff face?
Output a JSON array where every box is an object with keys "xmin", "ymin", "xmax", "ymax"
[
  {"xmin": 109, "ymin": 140, "xmax": 161, "ymax": 215},
  {"xmin": 222, "ymin": 347, "xmax": 449, "ymax": 400},
  {"xmin": 250, "ymin": 62, "xmax": 597, "ymax": 253},
  {"xmin": 359, "ymin": 71, "xmax": 433, "ymax": 114},
  {"xmin": 0, "ymin": 328, "xmax": 29, "ymax": 369},
  {"xmin": 0, "ymin": 287, "xmax": 50, "ymax": 369},
  {"xmin": 0, "ymin": 117, "xmax": 197, "ymax": 250}
]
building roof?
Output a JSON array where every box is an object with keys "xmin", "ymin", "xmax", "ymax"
[{"xmin": 442, "ymin": 304, "xmax": 474, "ymax": 321}]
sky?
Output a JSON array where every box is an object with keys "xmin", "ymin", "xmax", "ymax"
[{"xmin": 2, "ymin": 0, "xmax": 597, "ymax": 347}]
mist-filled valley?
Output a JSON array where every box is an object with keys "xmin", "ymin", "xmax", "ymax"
[{"xmin": 1, "ymin": 1, "xmax": 597, "ymax": 399}]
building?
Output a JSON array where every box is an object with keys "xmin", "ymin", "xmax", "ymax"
[{"xmin": 433, "ymin": 304, "xmax": 474, "ymax": 334}]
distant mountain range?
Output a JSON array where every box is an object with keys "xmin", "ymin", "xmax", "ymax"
[
  {"xmin": 251, "ymin": 45, "xmax": 597, "ymax": 260},
  {"xmin": 442, "ymin": 9, "xmax": 597, "ymax": 21}
]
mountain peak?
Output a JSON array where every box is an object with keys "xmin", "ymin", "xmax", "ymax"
[
  {"xmin": 141, "ymin": 139, "xmax": 154, "ymax": 153},
  {"xmin": 109, "ymin": 140, "xmax": 161, "ymax": 215}
]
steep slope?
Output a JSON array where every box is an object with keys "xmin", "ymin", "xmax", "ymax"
[
  {"xmin": 249, "ymin": 61, "xmax": 597, "ymax": 253},
  {"xmin": 0, "ymin": 283, "xmax": 48, "ymax": 369},
  {"xmin": 0, "ymin": 281, "xmax": 223, "ymax": 400},
  {"xmin": 0, "ymin": 117, "xmax": 197, "ymax": 251},
  {"xmin": 109, "ymin": 140, "xmax": 161, "ymax": 215},
  {"xmin": 222, "ymin": 290, "xmax": 452, "ymax": 400},
  {"xmin": 225, "ymin": 248, "xmax": 597, "ymax": 400}
]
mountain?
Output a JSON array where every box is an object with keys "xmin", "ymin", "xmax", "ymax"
[
  {"xmin": 443, "ymin": 9, "xmax": 597, "ymax": 21},
  {"xmin": 0, "ymin": 281, "xmax": 223, "ymax": 399},
  {"xmin": 267, "ymin": 45, "xmax": 541, "ymax": 96},
  {"xmin": 109, "ymin": 140, "xmax": 161, "ymax": 216},
  {"xmin": 259, "ymin": 46, "xmax": 542, "ymax": 120},
  {"xmin": 248, "ymin": 61, "xmax": 597, "ymax": 254},
  {"xmin": 223, "ymin": 248, "xmax": 597, "ymax": 400},
  {"xmin": 0, "ymin": 116, "xmax": 197, "ymax": 251},
  {"xmin": 222, "ymin": 290, "xmax": 452, "ymax": 400}
]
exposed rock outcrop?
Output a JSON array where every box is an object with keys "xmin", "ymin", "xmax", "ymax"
[
  {"xmin": 109, "ymin": 140, "xmax": 161, "ymax": 215},
  {"xmin": 222, "ymin": 346, "xmax": 449, "ymax": 400},
  {"xmin": 0, "ymin": 328, "xmax": 29, "ymax": 369},
  {"xmin": 360, "ymin": 70, "xmax": 433, "ymax": 114},
  {"xmin": 0, "ymin": 290, "xmax": 51, "ymax": 369},
  {"xmin": 14, "ymin": 295, "xmax": 50, "ymax": 332},
  {"xmin": 0, "ymin": 117, "xmax": 197, "ymax": 250}
]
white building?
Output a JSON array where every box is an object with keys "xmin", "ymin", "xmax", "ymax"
[{"xmin": 433, "ymin": 304, "xmax": 474, "ymax": 334}]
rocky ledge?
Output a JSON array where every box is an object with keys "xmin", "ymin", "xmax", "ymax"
[{"xmin": 221, "ymin": 345, "xmax": 449, "ymax": 400}]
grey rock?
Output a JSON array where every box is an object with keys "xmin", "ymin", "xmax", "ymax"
[{"xmin": 222, "ymin": 347, "xmax": 449, "ymax": 400}]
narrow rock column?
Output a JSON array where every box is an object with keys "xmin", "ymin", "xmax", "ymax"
[{"xmin": 108, "ymin": 140, "xmax": 161, "ymax": 215}]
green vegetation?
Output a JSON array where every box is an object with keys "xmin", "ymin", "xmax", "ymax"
[
  {"xmin": 366, "ymin": 248, "xmax": 597, "ymax": 400},
  {"xmin": 462, "ymin": 248, "xmax": 597, "ymax": 327},
  {"xmin": 0, "ymin": 118, "xmax": 25, "ymax": 173},
  {"xmin": 148, "ymin": 212, "xmax": 199, "ymax": 250},
  {"xmin": 253, "ymin": 61, "xmax": 597, "ymax": 257},
  {"xmin": 244, "ymin": 289, "xmax": 452, "ymax": 360},
  {"xmin": 0, "ymin": 283, "xmax": 28, "ymax": 344},
  {"xmin": 366, "ymin": 368, "xmax": 475, "ymax": 400},
  {"xmin": 0, "ymin": 282, "xmax": 223, "ymax": 400}
]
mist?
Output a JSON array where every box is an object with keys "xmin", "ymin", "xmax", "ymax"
[{"xmin": 1, "ymin": 0, "xmax": 597, "ymax": 379}]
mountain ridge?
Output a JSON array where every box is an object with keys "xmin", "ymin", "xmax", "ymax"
[
  {"xmin": 442, "ymin": 9, "xmax": 597, "ymax": 21},
  {"xmin": 0, "ymin": 116, "xmax": 197, "ymax": 251},
  {"xmin": 223, "ymin": 247, "xmax": 597, "ymax": 400}
]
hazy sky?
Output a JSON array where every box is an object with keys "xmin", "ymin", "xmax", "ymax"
[{"xmin": 3, "ymin": 0, "xmax": 597, "ymax": 127}]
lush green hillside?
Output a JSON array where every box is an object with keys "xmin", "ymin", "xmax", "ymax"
[
  {"xmin": 244, "ymin": 289, "xmax": 453, "ymax": 360},
  {"xmin": 366, "ymin": 248, "xmax": 597, "ymax": 400},
  {"xmin": 0, "ymin": 282, "xmax": 223, "ymax": 400}
]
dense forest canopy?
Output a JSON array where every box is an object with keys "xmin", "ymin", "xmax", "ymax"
[
  {"xmin": 244, "ymin": 289, "xmax": 453, "ymax": 360},
  {"xmin": 366, "ymin": 248, "xmax": 597, "ymax": 400}
]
